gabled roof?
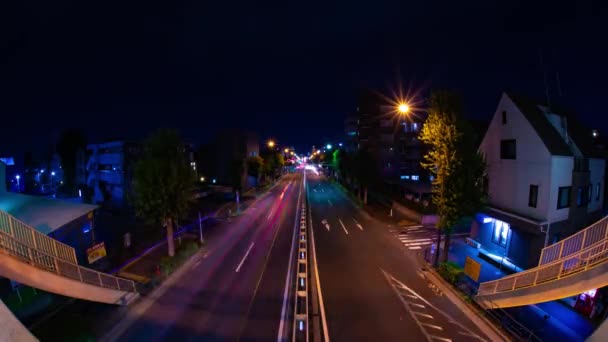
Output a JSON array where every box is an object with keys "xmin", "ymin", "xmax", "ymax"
[
  {"xmin": 505, "ymin": 93, "xmax": 572, "ymax": 157},
  {"xmin": 0, "ymin": 192, "xmax": 98, "ymax": 234},
  {"xmin": 505, "ymin": 92, "xmax": 606, "ymax": 158}
]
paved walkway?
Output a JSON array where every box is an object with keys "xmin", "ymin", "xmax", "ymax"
[{"xmin": 448, "ymin": 238, "xmax": 597, "ymax": 341}]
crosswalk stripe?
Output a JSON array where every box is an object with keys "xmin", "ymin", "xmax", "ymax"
[
  {"xmin": 408, "ymin": 246, "xmax": 422, "ymax": 250},
  {"xmin": 406, "ymin": 242, "xmax": 433, "ymax": 246},
  {"xmin": 398, "ymin": 237, "xmax": 432, "ymax": 242}
]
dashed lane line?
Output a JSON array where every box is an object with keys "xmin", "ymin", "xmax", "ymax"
[{"xmin": 338, "ymin": 219, "xmax": 349, "ymax": 235}]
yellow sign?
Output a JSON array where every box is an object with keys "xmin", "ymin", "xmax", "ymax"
[
  {"xmin": 87, "ymin": 242, "xmax": 107, "ymax": 264},
  {"xmin": 464, "ymin": 256, "xmax": 481, "ymax": 282}
]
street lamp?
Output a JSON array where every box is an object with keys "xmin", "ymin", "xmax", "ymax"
[
  {"xmin": 326, "ymin": 144, "xmax": 332, "ymax": 150},
  {"xmin": 267, "ymin": 140, "xmax": 276, "ymax": 148},
  {"xmin": 15, "ymin": 175, "xmax": 20, "ymax": 192},
  {"xmin": 284, "ymin": 148, "xmax": 289, "ymax": 153},
  {"xmin": 398, "ymin": 102, "xmax": 410, "ymax": 115}
]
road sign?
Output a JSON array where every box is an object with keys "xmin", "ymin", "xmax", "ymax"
[
  {"xmin": 87, "ymin": 242, "xmax": 107, "ymax": 264},
  {"xmin": 464, "ymin": 256, "xmax": 481, "ymax": 282}
]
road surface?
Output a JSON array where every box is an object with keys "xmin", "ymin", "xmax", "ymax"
[
  {"xmin": 113, "ymin": 173, "xmax": 302, "ymax": 341},
  {"xmin": 306, "ymin": 171, "xmax": 489, "ymax": 342}
]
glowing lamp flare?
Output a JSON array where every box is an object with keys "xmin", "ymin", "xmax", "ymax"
[{"xmin": 398, "ymin": 103, "xmax": 410, "ymax": 114}]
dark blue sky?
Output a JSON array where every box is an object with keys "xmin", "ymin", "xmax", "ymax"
[{"xmin": 1, "ymin": 0, "xmax": 607, "ymax": 158}]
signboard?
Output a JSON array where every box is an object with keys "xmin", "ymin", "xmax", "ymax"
[
  {"xmin": 464, "ymin": 256, "xmax": 481, "ymax": 282},
  {"xmin": 87, "ymin": 242, "xmax": 107, "ymax": 264}
]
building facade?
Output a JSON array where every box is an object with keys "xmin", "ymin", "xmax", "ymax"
[
  {"xmin": 86, "ymin": 141, "xmax": 142, "ymax": 206},
  {"xmin": 471, "ymin": 92, "xmax": 606, "ymax": 269},
  {"xmin": 355, "ymin": 89, "xmax": 430, "ymax": 198},
  {"xmin": 198, "ymin": 129, "xmax": 259, "ymax": 191}
]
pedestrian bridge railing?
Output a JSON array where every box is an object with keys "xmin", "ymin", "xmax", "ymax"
[
  {"xmin": 0, "ymin": 210, "xmax": 77, "ymax": 264},
  {"xmin": 478, "ymin": 230, "xmax": 608, "ymax": 297},
  {"xmin": 0, "ymin": 229, "xmax": 136, "ymax": 293},
  {"xmin": 538, "ymin": 215, "xmax": 608, "ymax": 265}
]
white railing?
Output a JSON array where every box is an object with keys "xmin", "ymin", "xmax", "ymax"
[
  {"xmin": 539, "ymin": 215, "xmax": 608, "ymax": 265},
  {"xmin": 0, "ymin": 210, "xmax": 78, "ymax": 264},
  {"xmin": 478, "ymin": 237, "xmax": 608, "ymax": 296},
  {"xmin": 0, "ymin": 229, "xmax": 136, "ymax": 293}
]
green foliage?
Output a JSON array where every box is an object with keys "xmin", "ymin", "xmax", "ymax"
[
  {"xmin": 438, "ymin": 261, "xmax": 464, "ymax": 284},
  {"xmin": 262, "ymin": 152, "xmax": 284, "ymax": 178},
  {"xmin": 246, "ymin": 156, "xmax": 264, "ymax": 177},
  {"xmin": 132, "ymin": 129, "xmax": 195, "ymax": 226},
  {"xmin": 419, "ymin": 90, "xmax": 487, "ymax": 232}
]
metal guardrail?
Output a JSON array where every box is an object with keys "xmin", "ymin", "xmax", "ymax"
[
  {"xmin": 293, "ymin": 197, "xmax": 309, "ymax": 342},
  {"xmin": 539, "ymin": 215, "xmax": 608, "ymax": 265},
  {"xmin": 484, "ymin": 300, "xmax": 542, "ymax": 341},
  {"xmin": 0, "ymin": 230, "xmax": 136, "ymax": 293},
  {"xmin": 478, "ymin": 237, "xmax": 608, "ymax": 297},
  {"xmin": 0, "ymin": 210, "xmax": 78, "ymax": 264}
]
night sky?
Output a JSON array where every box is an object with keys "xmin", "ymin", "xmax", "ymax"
[{"xmin": 2, "ymin": 1, "xmax": 607, "ymax": 160}]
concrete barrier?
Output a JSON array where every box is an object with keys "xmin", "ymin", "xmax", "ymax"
[
  {"xmin": 391, "ymin": 201, "xmax": 439, "ymax": 227},
  {"xmin": 0, "ymin": 299, "xmax": 37, "ymax": 342}
]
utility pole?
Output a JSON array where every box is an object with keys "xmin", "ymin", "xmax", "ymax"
[{"xmin": 198, "ymin": 211, "xmax": 204, "ymax": 243}]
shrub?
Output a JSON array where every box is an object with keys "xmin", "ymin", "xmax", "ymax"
[{"xmin": 438, "ymin": 261, "xmax": 464, "ymax": 284}]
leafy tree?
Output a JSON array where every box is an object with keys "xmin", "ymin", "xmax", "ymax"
[
  {"xmin": 419, "ymin": 90, "xmax": 486, "ymax": 264},
  {"xmin": 56, "ymin": 129, "xmax": 86, "ymax": 195},
  {"xmin": 262, "ymin": 152, "xmax": 284, "ymax": 179},
  {"xmin": 133, "ymin": 129, "xmax": 195, "ymax": 257},
  {"xmin": 354, "ymin": 149, "xmax": 378, "ymax": 204},
  {"xmin": 247, "ymin": 155, "xmax": 264, "ymax": 180}
]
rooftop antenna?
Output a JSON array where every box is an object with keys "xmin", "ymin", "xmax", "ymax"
[
  {"xmin": 553, "ymin": 48, "xmax": 563, "ymax": 97},
  {"xmin": 539, "ymin": 49, "xmax": 551, "ymax": 107}
]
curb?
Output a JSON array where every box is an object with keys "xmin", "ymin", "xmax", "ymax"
[{"xmin": 421, "ymin": 266, "xmax": 511, "ymax": 341}]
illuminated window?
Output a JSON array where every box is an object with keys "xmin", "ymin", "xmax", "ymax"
[
  {"xmin": 491, "ymin": 219, "xmax": 510, "ymax": 247},
  {"xmin": 400, "ymin": 175, "xmax": 410, "ymax": 180},
  {"xmin": 411, "ymin": 175, "xmax": 419, "ymax": 181}
]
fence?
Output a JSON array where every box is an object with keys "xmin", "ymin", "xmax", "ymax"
[
  {"xmin": 0, "ymin": 210, "xmax": 77, "ymax": 264},
  {"xmin": 478, "ymin": 237, "xmax": 608, "ymax": 297},
  {"xmin": 0, "ymin": 229, "xmax": 136, "ymax": 293},
  {"xmin": 539, "ymin": 216, "xmax": 608, "ymax": 265}
]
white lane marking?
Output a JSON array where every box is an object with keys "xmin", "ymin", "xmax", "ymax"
[
  {"xmin": 338, "ymin": 219, "xmax": 349, "ymax": 235},
  {"xmin": 421, "ymin": 323, "xmax": 443, "ymax": 331},
  {"xmin": 235, "ymin": 242, "xmax": 255, "ymax": 273},
  {"xmin": 328, "ymin": 199, "xmax": 333, "ymax": 206},
  {"xmin": 353, "ymin": 218, "xmax": 363, "ymax": 230},
  {"xmin": 409, "ymin": 246, "xmax": 422, "ymax": 250},
  {"xmin": 407, "ymin": 227, "xmax": 420, "ymax": 231},
  {"xmin": 406, "ymin": 294, "xmax": 418, "ymax": 299},
  {"xmin": 307, "ymin": 176, "xmax": 330, "ymax": 341},
  {"xmin": 409, "ymin": 302, "xmax": 426, "ymax": 309},
  {"xmin": 405, "ymin": 225, "xmax": 424, "ymax": 229},
  {"xmin": 430, "ymin": 336, "xmax": 452, "ymax": 342},
  {"xmin": 321, "ymin": 219, "xmax": 330, "ymax": 231},
  {"xmin": 413, "ymin": 312, "xmax": 434, "ymax": 319},
  {"xmin": 458, "ymin": 331, "xmax": 481, "ymax": 338},
  {"xmin": 267, "ymin": 207, "xmax": 275, "ymax": 220},
  {"xmin": 277, "ymin": 178, "xmax": 303, "ymax": 342}
]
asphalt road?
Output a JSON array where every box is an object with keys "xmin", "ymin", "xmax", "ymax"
[
  {"xmin": 113, "ymin": 173, "xmax": 302, "ymax": 341},
  {"xmin": 306, "ymin": 172, "xmax": 489, "ymax": 342}
]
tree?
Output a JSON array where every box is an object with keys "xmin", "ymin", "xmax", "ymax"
[
  {"xmin": 247, "ymin": 155, "xmax": 264, "ymax": 181},
  {"xmin": 262, "ymin": 152, "xmax": 284, "ymax": 179},
  {"xmin": 353, "ymin": 149, "xmax": 378, "ymax": 204},
  {"xmin": 56, "ymin": 129, "xmax": 86, "ymax": 195},
  {"xmin": 132, "ymin": 129, "xmax": 195, "ymax": 257},
  {"xmin": 419, "ymin": 90, "xmax": 486, "ymax": 264}
]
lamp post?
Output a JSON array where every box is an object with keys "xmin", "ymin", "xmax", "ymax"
[
  {"xmin": 267, "ymin": 140, "xmax": 276, "ymax": 149},
  {"xmin": 51, "ymin": 171, "xmax": 56, "ymax": 191},
  {"xmin": 15, "ymin": 175, "xmax": 20, "ymax": 192}
]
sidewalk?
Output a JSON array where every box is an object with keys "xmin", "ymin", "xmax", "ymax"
[{"xmin": 447, "ymin": 238, "xmax": 597, "ymax": 341}]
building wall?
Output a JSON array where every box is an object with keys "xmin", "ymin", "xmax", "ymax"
[
  {"xmin": 548, "ymin": 156, "xmax": 573, "ymax": 222},
  {"xmin": 0, "ymin": 162, "xmax": 5, "ymax": 193},
  {"xmin": 480, "ymin": 94, "xmax": 553, "ymax": 222},
  {"xmin": 588, "ymin": 158, "xmax": 605, "ymax": 214},
  {"xmin": 48, "ymin": 212, "xmax": 95, "ymax": 265}
]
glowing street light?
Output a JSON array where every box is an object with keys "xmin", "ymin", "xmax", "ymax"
[
  {"xmin": 398, "ymin": 103, "xmax": 410, "ymax": 114},
  {"xmin": 284, "ymin": 148, "xmax": 289, "ymax": 153},
  {"xmin": 200, "ymin": 176, "xmax": 205, "ymax": 182},
  {"xmin": 267, "ymin": 140, "xmax": 276, "ymax": 148},
  {"xmin": 326, "ymin": 144, "xmax": 332, "ymax": 150}
]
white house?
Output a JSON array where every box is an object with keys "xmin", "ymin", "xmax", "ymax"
[{"xmin": 471, "ymin": 92, "xmax": 606, "ymax": 269}]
